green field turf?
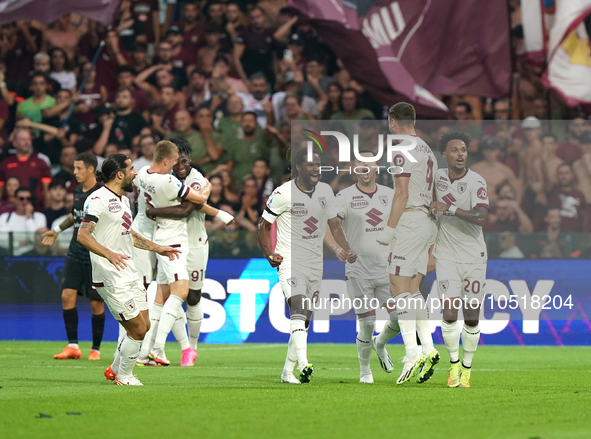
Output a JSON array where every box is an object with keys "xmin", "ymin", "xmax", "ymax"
[{"xmin": 1, "ymin": 341, "xmax": 590, "ymax": 439}]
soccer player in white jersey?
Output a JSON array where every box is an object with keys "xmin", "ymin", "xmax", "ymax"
[
  {"xmin": 131, "ymin": 170, "xmax": 157, "ymax": 290},
  {"xmin": 376, "ymin": 102, "xmax": 440, "ymax": 385},
  {"xmin": 141, "ymin": 140, "xmax": 234, "ymax": 366},
  {"xmin": 332, "ymin": 150, "xmax": 396, "ymax": 383},
  {"xmin": 430, "ymin": 132, "xmax": 489, "ymax": 388},
  {"xmin": 258, "ymin": 147, "xmax": 357, "ymax": 384},
  {"xmin": 77, "ymin": 154, "xmax": 181, "ymax": 386},
  {"xmin": 134, "ymin": 140, "xmax": 211, "ymax": 366}
]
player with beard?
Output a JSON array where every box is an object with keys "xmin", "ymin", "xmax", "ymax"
[
  {"xmin": 77, "ymin": 154, "xmax": 181, "ymax": 386},
  {"xmin": 430, "ymin": 132, "xmax": 489, "ymax": 388},
  {"xmin": 258, "ymin": 147, "xmax": 357, "ymax": 384},
  {"xmin": 138, "ymin": 139, "xmax": 233, "ymax": 366}
]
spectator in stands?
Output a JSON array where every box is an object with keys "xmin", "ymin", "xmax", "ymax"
[
  {"xmin": 224, "ymin": 111, "xmax": 272, "ymax": 183},
  {"xmin": 0, "ymin": 128, "xmax": 51, "ymax": 209},
  {"xmin": 0, "ymin": 176, "xmax": 20, "ymax": 214},
  {"xmin": 572, "ymin": 131, "xmax": 591, "ymax": 207},
  {"xmin": 471, "ymin": 137, "xmax": 523, "ymax": 207},
  {"xmin": 330, "ymin": 88, "xmax": 374, "ymax": 120},
  {"xmin": 165, "ymin": 25, "xmax": 193, "ymax": 72},
  {"xmin": 233, "ymin": 6, "xmax": 277, "ymax": 86},
  {"xmin": 236, "ymin": 72, "xmax": 272, "ymax": 128},
  {"xmin": 251, "ymin": 157, "xmax": 274, "ymax": 201},
  {"xmin": 48, "ymin": 47, "xmax": 76, "ymax": 91},
  {"xmin": 129, "ymin": 0, "xmax": 159, "ymax": 46},
  {"xmin": 17, "ymin": 52, "xmax": 61, "ymax": 99},
  {"xmin": 0, "ymin": 187, "xmax": 47, "ymax": 256},
  {"xmin": 534, "ymin": 208, "xmax": 570, "ymax": 259},
  {"xmin": 151, "ymin": 40, "xmax": 188, "ymax": 90},
  {"xmin": 217, "ymin": 95, "xmax": 243, "ymax": 138},
  {"xmin": 497, "ymin": 231, "xmax": 525, "ymax": 259},
  {"xmin": 75, "ymin": 63, "xmax": 107, "ymax": 133},
  {"xmin": 276, "ymin": 94, "xmax": 312, "ymax": 126},
  {"xmin": 266, "ymin": 121, "xmax": 290, "ymax": 185},
  {"xmin": 183, "ymin": 70, "xmax": 210, "ymax": 115},
  {"xmin": 94, "ymin": 30, "xmax": 132, "ymax": 93},
  {"xmin": 17, "ymin": 72, "xmax": 56, "ymax": 124},
  {"xmin": 454, "ymin": 101, "xmax": 482, "ymax": 155},
  {"xmin": 150, "ymin": 85, "xmax": 179, "ymax": 137},
  {"xmin": 134, "ymin": 62, "xmax": 186, "ymax": 105},
  {"xmin": 204, "ymin": 174, "xmax": 229, "ymax": 224},
  {"xmin": 302, "ymin": 56, "xmax": 334, "ymax": 102},
  {"xmin": 225, "ymin": 2, "xmax": 248, "ymax": 44},
  {"xmin": 111, "ymin": 87, "xmax": 147, "ymax": 148},
  {"xmin": 174, "ymin": 0, "xmax": 206, "ymax": 55},
  {"xmin": 43, "ymin": 180, "xmax": 67, "ymax": 227},
  {"xmin": 556, "ymin": 116, "xmax": 587, "ymax": 164},
  {"xmin": 319, "ymin": 82, "xmax": 343, "ymax": 120},
  {"xmin": 116, "ymin": 0, "xmax": 147, "ymax": 53},
  {"xmin": 0, "ymin": 21, "xmax": 39, "ymax": 83},
  {"xmin": 274, "ymin": 33, "xmax": 306, "ymax": 93},
  {"xmin": 111, "ymin": 66, "xmax": 150, "ymax": 122},
  {"xmin": 547, "ymin": 163, "xmax": 587, "ymax": 232},
  {"xmin": 233, "ymin": 177, "xmax": 263, "ymax": 226},
  {"xmin": 131, "ymin": 42, "xmax": 150, "ymax": 75},
  {"xmin": 53, "ymin": 145, "xmax": 78, "ymax": 192},
  {"xmin": 196, "ymin": 22, "xmax": 225, "ymax": 76},
  {"xmin": 219, "ymin": 167, "xmax": 239, "ymax": 203},
  {"xmin": 539, "ymin": 132, "xmax": 563, "ymax": 193},
  {"xmin": 40, "ymin": 14, "xmax": 86, "ymax": 62},
  {"xmin": 166, "ymin": 109, "xmax": 224, "ymax": 175},
  {"xmin": 485, "ymin": 197, "xmax": 533, "ymax": 233},
  {"xmin": 133, "ymin": 134, "xmax": 156, "ymax": 170},
  {"xmin": 0, "ymin": 69, "xmax": 10, "ymax": 144},
  {"xmin": 209, "ymin": 55, "xmax": 248, "ymax": 96}
]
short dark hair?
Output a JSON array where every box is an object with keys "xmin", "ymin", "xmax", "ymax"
[
  {"xmin": 388, "ymin": 102, "xmax": 416, "ymax": 126},
  {"xmin": 249, "ymin": 71, "xmax": 267, "ymax": 82},
  {"xmin": 170, "ymin": 137, "xmax": 193, "ymax": 156},
  {"xmin": 254, "ymin": 157, "xmax": 270, "ymax": 167},
  {"xmin": 438, "ymin": 131, "xmax": 472, "ymax": 153},
  {"xmin": 75, "ymin": 152, "xmax": 98, "ymax": 171},
  {"xmin": 133, "ymin": 41, "xmax": 148, "ymax": 53},
  {"xmin": 292, "ymin": 146, "xmax": 320, "ymax": 179},
  {"xmin": 15, "ymin": 187, "xmax": 32, "ymax": 197},
  {"xmin": 116, "ymin": 86, "xmax": 134, "ymax": 97},
  {"xmin": 49, "ymin": 180, "xmax": 65, "ymax": 190},
  {"xmin": 242, "ymin": 111, "xmax": 258, "ymax": 120},
  {"xmin": 96, "ymin": 154, "xmax": 130, "ymax": 183},
  {"xmin": 117, "ymin": 65, "xmax": 136, "ymax": 76},
  {"xmin": 31, "ymin": 71, "xmax": 48, "ymax": 83},
  {"xmin": 456, "ymin": 101, "xmax": 472, "ymax": 113}
]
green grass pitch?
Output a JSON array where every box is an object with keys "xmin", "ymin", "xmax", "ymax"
[{"xmin": 1, "ymin": 341, "xmax": 590, "ymax": 439}]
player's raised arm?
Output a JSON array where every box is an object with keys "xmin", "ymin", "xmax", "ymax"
[
  {"xmin": 78, "ymin": 220, "xmax": 130, "ymax": 271},
  {"xmin": 377, "ymin": 175, "xmax": 409, "ymax": 245}
]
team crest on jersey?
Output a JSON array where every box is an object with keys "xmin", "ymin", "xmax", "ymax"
[
  {"xmin": 437, "ymin": 181, "xmax": 448, "ymax": 191},
  {"xmin": 108, "ymin": 202, "xmax": 122, "ymax": 213},
  {"xmin": 287, "ymin": 277, "xmax": 297, "ymax": 287},
  {"xmin": 318, "ymin": 197, "xmax": 326, "ymax": 209},
  {"xmin": 124, "ymin": 299, "xmax": 136, "ymax": 312},
  {"xmin": 439, "ymin": 280, "xmax": 449, "ymax": 293},
  {"xmin": 458, "ymin": 182, "xmax": 467, "ymax": 194},
  {"xmin": 378, "ymin": 195, "xmax": 388, "ymax": 206}
]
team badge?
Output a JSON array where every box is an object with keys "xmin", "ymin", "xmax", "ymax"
[
  {"xmin": 458, "ymin": 182, "xmax": 467, "ymax": 194},
  {"xmin": 124, "ymin": 299, "xmax": 136, "ymax": 312},
  {"xmin": 287, "ymin": 277, "xmax": 297, "ymax": 287},
  {"xmin": 439, "ymin": 280, "xmax": 449, "ymax": 293},
  {"xmin": 379, "ymin": 195, "xmax": 388, "ymax": 206},
  {"xmin": 318, "ymin": 197, "xmax": 326, "ymax": 209}
]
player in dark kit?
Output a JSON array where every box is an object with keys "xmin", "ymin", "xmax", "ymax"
[{"xmin": 42, "ymin": 153, "xmax": 104, "ymax": 360}]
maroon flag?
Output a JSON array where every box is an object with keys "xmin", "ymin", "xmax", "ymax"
[
  {"xmin": 290, "ymin": 0, "xmax": 511, "ymax": 117},
  {"xmin": 0, "ymin": 0, "xmax": 122, "ymax": 26}
]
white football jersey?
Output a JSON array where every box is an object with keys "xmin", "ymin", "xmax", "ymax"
[
  {"xmin": 131, "ymin": 166, "xmax": 156, "ymax": 240},
  {"xmin": 262, "ymin": 179, "xmax": 337, "ymax": 271},
  {"xmin": 83, "ymin": 186, "xmax": 139, "ymax": 286},
  {"xmin": 433, "ymin": 168, "xmax": 489, "ymax": 263},
  {"xmin": 183, "ymin": 168, "xmax": 208, "ymax": 249},
  {"xmin": 134, "ymin": 166, "xmax": 190, "ymax": 246},
  {"xmin": 335, "ymin": 183, "xmax": 394, "ymax": 279},
  {"xmin": 392, "ymin": 136, "xmax": 438, "ymax": 210}
]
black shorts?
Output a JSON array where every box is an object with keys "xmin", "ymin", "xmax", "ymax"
[{"xmin": 61, "ymin": 257, "xmax": 102, "ymax": 301}]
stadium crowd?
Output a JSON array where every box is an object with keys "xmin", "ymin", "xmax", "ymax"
[{"xmin": 0, "ymin": 0, "xmax": 589, "ymax": 259}]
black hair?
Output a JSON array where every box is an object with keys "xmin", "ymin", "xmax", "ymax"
[
  {"xmin": 242, "ymin": 111, "xmax": 258, "ymax": 120},
  {"xmin": 438, "ymin": 131, "xmax": 472, "ymax": 153},
  {"xmin": 117, "ymin": 65, "xmax": 136, "ymax": 76},
  {"xmin": 31, "ymin": 71, "xmax": 48, "ymax": 83},
  {"xmin": 170, "ymin": 137, "xmax": 193, "ymax": 156},
  {"xmin": 253, "ymin": 157, "xmax": 270, "ymax": 167},
  {"xmin": 96, "ymin": 154, "xmax": 129, "ymax": 183},
  {"xmin": 133, "ymin": 41, "xmax": 148, "ymax": 52},
  {"xmin": 15, "ymin": 187, "xmax": 32, "ymax": 197},
  {"xmin": 49, "ymin": 179, "xmax": 65, "ymax": 190},
  {"xmin": 75, "ymin": 152, "xmax": 98, "ymax": 170},
  {"xmin": 49, "ymin": 47, "xmax": 72, "ymax": 71},
  {"xmin": 291, "ymin": 146, "xmax": 320, "ymax": 179},
  {"xmin": 249, "ymin": 71, "xmax": 267, "ymax": 82}
]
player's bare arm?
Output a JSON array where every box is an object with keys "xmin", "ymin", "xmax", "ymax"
[
  {"xmin": 78, "ymin": 221, "xmax": 130, "ymax": 271},
  {"xmin": 323, "ymin": 224, "xmax": 347, "ymax": 263},
  {"xmin": 327, "ymin": 217, "xmax": 356, "ymax": 263},
  {"xmin": 131, "ymin": 229, "xmax": 182, "ymax": 261},
  {"xmin": 430, "ymin": 202, "xmax": 488, "ymax": 227},
  {"xmin": 377, "ymin": 175, "xmax": 409, "ymax": 245},
  {"xmin": 42, "ymin": 213, "xmax": 75, "ymax": 245},
  {"xmin": 257, "ymin": 217, "xmax": 282, "ymax": 267},
  {"xmin": 147, "ymin": 200, "xmax": 198, "ymax": 220},
  {"xmin": 185, "ymin": 181, "xmax": 213, "ymax": 205}
]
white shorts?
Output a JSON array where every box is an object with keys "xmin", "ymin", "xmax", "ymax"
[
  {"xmin": 346, "ymin": 276, "xmax": 391, "ymax": 314},
  {"xmin": 132, "ymin": 246, "xmax": 157, "ymax": 286},
  {"xmin": 187, "ymin": 243, "xmax": 209, "ymax": 290},
  {"xmin": 93, "ymin": 279, "xmax": 148, "ymax": 322},
  {"xmin": 388, "ymin": 211, "xmax": 437, "ymax": 277},
  {"xmin": 278, "ymin": 265, "xmax": 322, "ymax": 303},
  {"xmin": 436, "ymin": 259, "xmax": 487, "ymax": 306},
  {"xmin": 156, "ymin": 243, "xmax": 189, "ymax": 285}
]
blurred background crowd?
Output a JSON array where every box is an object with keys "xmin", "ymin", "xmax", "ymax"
[{"xmin": 0, "ymin": 0, "xmax": 589, "ymax": 259}]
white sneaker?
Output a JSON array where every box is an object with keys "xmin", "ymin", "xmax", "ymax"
[
  {"xmin": 396, "ymin": 353, "xmax": 425, "ymax": 385},
  {"xmin": 372, "ymin": 336, "xmax": 393, "ymax": 373},
  {"xmin": 115, "ymin": 375, "xmax": 143, "ymax": 386},
  {"xmin": 149, "ymin": 348, "xmax": 170, "ymax": 366},
  {"xmin": 359, "ymin": 371, "xmax": 374, "ymax": 384},
  {"xmin": 280, "ymin": 371, "xmax": 301, "ymax": 384}
]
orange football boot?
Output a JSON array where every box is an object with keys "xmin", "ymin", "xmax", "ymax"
[
  {"xmin": 88, "ymin": 350, "xmax": 101, "ymax": 360},
  {"xmin": 104, "ymin": 365, "xmax": 117, "ymax": 381},
  {"xmin": 54, "ymin": 346, "xmax": 82, "ymax": 360}
]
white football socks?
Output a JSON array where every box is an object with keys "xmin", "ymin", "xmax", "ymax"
[
  {"xmin": 153, "ymin": 295, "xmax": 183, "ymax": 350},
  {"xmin": 412, "ymin": 291, "xmax": 434, "ymax": 354},
  {"xmin": 395, "ymin": 292, "xmax": 419, "ymax": 359},
  {"xmin": 117, "ymin": 335, "xmax": 142, "ymax": 377},
  {"xmin": 186, "ymin": 301, "xmax": 203, "ymax": 351},
  {"xmin": 357, "ymin": 315, "xmax": 375, "ymax": 373},
  {"xmin": 111, "ymin": 328, "xmax": 126, "ymax": 375},
  {"xmin": 172, "ymin": 306, "xmax": 190, "ymax": 351},
  {"xmin": 441, "ymin": 320, "xmax": 461, "ymax": 363},
  {"xmin": 290, "ymin": 314, "xmax": 309, "ymax": 367},
  {"xmin": 283, "ymin": 336, "xmax": 297, "ymax": 373},
  {"xmin": 139, "ymin": 302, "xmax": 162, "ymax": 360},
  {"xmin": 376, "ymin": 312, "xmax": 400, "ymax": 348},
  {"xmin": 461, "ymin": 323, "xmax": 480, "ymax": 367}
]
